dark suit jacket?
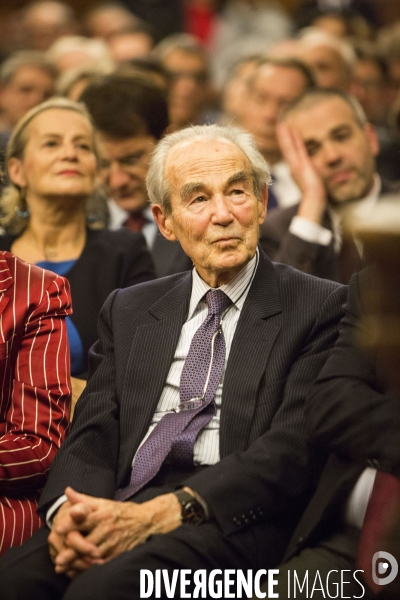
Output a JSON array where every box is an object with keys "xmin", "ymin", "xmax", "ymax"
[
  {"xmin": 0, "ymin": 229, "xmax": 155, "ymax": 375},
  {"xmin": 152, "ymin": 232, "xmax": 193, "ymax": 278},
  {"xmin": 259, "ymin": 179, "xmax": 400, "ymax": 282},
  {"xmin": 38, "ymin": 251, "xmax": 347, "ymax": 568},
  {"xmin": 284, "ymin": 269, "xmax": 400, "ymax": 560}
]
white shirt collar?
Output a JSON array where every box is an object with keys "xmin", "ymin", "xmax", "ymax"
[{"xmin": 187, "ymin": 248, "xmax": 259, "ymax": 321}]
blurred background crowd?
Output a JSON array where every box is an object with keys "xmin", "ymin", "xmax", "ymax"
[{"xmin": 1, "ymin": 0, "xmax": 400, "ymax": 161}]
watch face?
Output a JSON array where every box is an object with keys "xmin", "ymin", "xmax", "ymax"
[{"xmin": 175, "ymin": 491, "xmax": 206, "ymax": 525}]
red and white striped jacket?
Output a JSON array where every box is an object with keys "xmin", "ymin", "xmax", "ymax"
[{"xmin": 0, "ymin": 251, "xmax": 72, "ymax": 554}]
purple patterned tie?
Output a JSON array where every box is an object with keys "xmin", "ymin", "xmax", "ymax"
[{"xmin": 115, "ymin": 289, "xmax": 232, "ymax": 501}]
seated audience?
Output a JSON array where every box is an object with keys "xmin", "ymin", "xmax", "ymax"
[
  {"xmin": 0, "ymin": 123, "xmax": 346, "ymax": 599},
  {"xmin": 0, "ymin": 97, "xmax": 155, "ymax": 401},
  {"xmin": 0, "ymin": 250, "xmax": 71, "ymax": 555},
  {"xmin": 237, "ymin": 56, "xmax": 316, "ymax": 210},
  {"xmin": 80, "ymin": 73, "xmax": 192, "ymax": 277},
  {"xmin": 260, "ymin": 88, "xmax": 400, "ymax": 283}
]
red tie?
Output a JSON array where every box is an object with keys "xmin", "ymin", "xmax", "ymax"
[
  {"xmin": 123, "ymin": 212, "xmax": 147, "ymax": 232},
  {"xmin": 357, "ymin": 471, "xmax": 400, "ymax": 593}
]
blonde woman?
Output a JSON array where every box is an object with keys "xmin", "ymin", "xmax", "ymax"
[{"xmin": 0, "ymin": 98, "xmax": 155, "ymax": 403}]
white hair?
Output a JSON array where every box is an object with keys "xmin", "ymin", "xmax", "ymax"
[
  {"xmin": 299, "ymin": 27, "xmax": 357, "ymax": 70},
  {"xmin": 146, "ymin": 124, "xmax": 271, "ymax": 214},
  {"xmin": 47, "ymin": 35, "xmax": 114, "ymax": 71}
]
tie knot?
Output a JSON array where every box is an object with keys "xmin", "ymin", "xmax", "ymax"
[{"xmin": 205, "ymin": 289, "xmax": 232, "ymax": 316}]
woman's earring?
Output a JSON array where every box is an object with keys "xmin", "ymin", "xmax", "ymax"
[{"xmin": 15, "ymin": 188, "xmax": 30, "ymax": 219}]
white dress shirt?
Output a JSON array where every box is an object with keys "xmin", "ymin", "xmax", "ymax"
[{"xmin": 107, "ymin": 199, "xmax": 159, "ymax": 249}]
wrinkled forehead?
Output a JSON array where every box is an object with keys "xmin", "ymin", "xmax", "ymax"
[{"xmin": 165, "ymin": 138, "xmax": 252, "ymax": 187}]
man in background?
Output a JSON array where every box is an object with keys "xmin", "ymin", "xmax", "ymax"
[
  {"xmin": 80, "ymin": 73, "xmax": 192, "ymax": 277},
  {"xmin": 260, "ymin": 88, "xmax": 399, "ymax": 283},
  {"xmin": 237, "ymin": 56, "xmax": 316, "ymax": 210}
]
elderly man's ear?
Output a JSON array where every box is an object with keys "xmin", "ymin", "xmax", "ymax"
[
  {"xmin": 152, "ymin": 204, "xmax": 177, "ymax": 242},
  {"xmin": 259, "ymin": 186, "xmax": 268, "ymax": 223}
]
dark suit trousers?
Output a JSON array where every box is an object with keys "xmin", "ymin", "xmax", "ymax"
[
  {"xmin": 257, "ymin": 525, "xmax": 375, "ymax": 600},
  {"xmin": 0, "ymin": 465, "xmax": 272, "ymax": 600},
  {"xmin": 0, "ymin": 520, "xmax": 260, "ymax": 600}
]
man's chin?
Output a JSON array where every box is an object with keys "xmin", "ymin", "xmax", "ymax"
[{"xmin": 114, "ymin": 197, "xmax": 148, "ymax": 213}]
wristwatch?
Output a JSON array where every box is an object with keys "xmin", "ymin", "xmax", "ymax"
[{"xmin": 174, "ymin": 489, "xmax": 207, "ymax": 525}]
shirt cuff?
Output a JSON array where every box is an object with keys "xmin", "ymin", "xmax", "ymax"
[
  {"xmin": 46, "ymin": 495, "xmax": 68, "ymax": 528},
  {"xmin": 289, "ymin": 216, "xmax": 333, "ymax": 246}
]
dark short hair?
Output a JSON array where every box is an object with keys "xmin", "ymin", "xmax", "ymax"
[
  {"xmin": 280, "ymin": 87, "xmax": 367, "ymax": 127},
  {"xmin": 250, "ymin": 56, "xmax": 317, "ymax": 90},
  {"xmin": 79, "ymin": 73, "xmax": 169, "ymax": 140}
]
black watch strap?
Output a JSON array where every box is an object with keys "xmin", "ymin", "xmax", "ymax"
[{"xmin": 174, "ymin": 489, "xmax": 207, "ymax": 525}]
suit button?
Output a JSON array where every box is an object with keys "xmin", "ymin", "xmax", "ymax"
[
  {"xmin": 297, "ymin": 536, "xmax": 305, "ymax": 546},
  {"xmin": 233, "ymin": 517, "xmax": 241, "ymax": 526}
]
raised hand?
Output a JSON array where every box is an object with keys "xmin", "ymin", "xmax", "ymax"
[{"xmin": 277, "ymin": 122, "xmax": 327, "ymax": 224}]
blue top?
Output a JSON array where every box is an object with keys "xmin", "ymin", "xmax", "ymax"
[{"xmin": 36, "ymin": 259, "xmax": 84, "ymax": 376}]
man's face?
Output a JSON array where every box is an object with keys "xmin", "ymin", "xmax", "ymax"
[
  {"xmin": 152, "ymin": 139, "xmax": 266, "ymax": 287},
  {"xmin": 163, "ymin": 50, "xmax": 209, "ymax": 128},
  {"xmin": 300, "ymin": 44, "xmax": 349, "ymax": 90},
  {"xmin": 350, "ymin": 59, "xmax": 386, "ymax": 123},
  {"xmin": 0, "ymin": 66, "xmax": 54, "ymax": 128},
  {"xmin": 239, "ymin": 65, "xmax": 308, "ymax": 162},
  {"xmin": 285, "ymin": 97, "xmax": 379, "ymax": 205},
  {"xmin": 96, "ymin": 133, "xmax": 156, "ymax": 213}
]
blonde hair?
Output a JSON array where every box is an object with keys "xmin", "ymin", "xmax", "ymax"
[{"xmin": 1, "ymin": 97, "xmax": 98, "ymax": 234}]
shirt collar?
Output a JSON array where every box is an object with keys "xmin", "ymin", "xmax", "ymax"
[{"xmin": 187, "ymin": 248, "xmax": 259, "ymax": 320}]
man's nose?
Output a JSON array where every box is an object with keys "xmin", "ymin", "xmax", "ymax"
[
  {"xmin": 211, "ymin": 195, "xmax": 234, "ymax": 224},
  {"xmin": 323, "ymin": 142, "xmax": 342, "ymax": 167},
  {"xmin": 108, "ymin": 163, "xmax": 130, "ymax": 190},
  {"xmin": 261, "ymin": 99, "xmax": 280, "ymax": 124}
]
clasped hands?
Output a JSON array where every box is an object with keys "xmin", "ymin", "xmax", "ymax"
[{"xmin": 48, "ymin": 487, "xmax": 182, "ymax": 579}]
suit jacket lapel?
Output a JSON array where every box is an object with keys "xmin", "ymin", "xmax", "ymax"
[
  {"xmin": 220, "ymin": 252, "xmax": 282, "ymax": 456},
  {"xmin": 119, "ymin": 274, "xmax": 191, "ymax": 476}
]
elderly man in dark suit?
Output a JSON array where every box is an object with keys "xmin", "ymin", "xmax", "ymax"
[
  {"xmin": 259, "ymin": 88, "xmax": 400, "ymax": 284},
  {"xmin": 0, "ymin": 124, "xmax": 346, "ymax": 600}
]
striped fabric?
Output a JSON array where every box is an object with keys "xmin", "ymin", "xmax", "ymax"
[{"xmin": 0, "ymin": 251, "xmax": 72, "ymax": 555}]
